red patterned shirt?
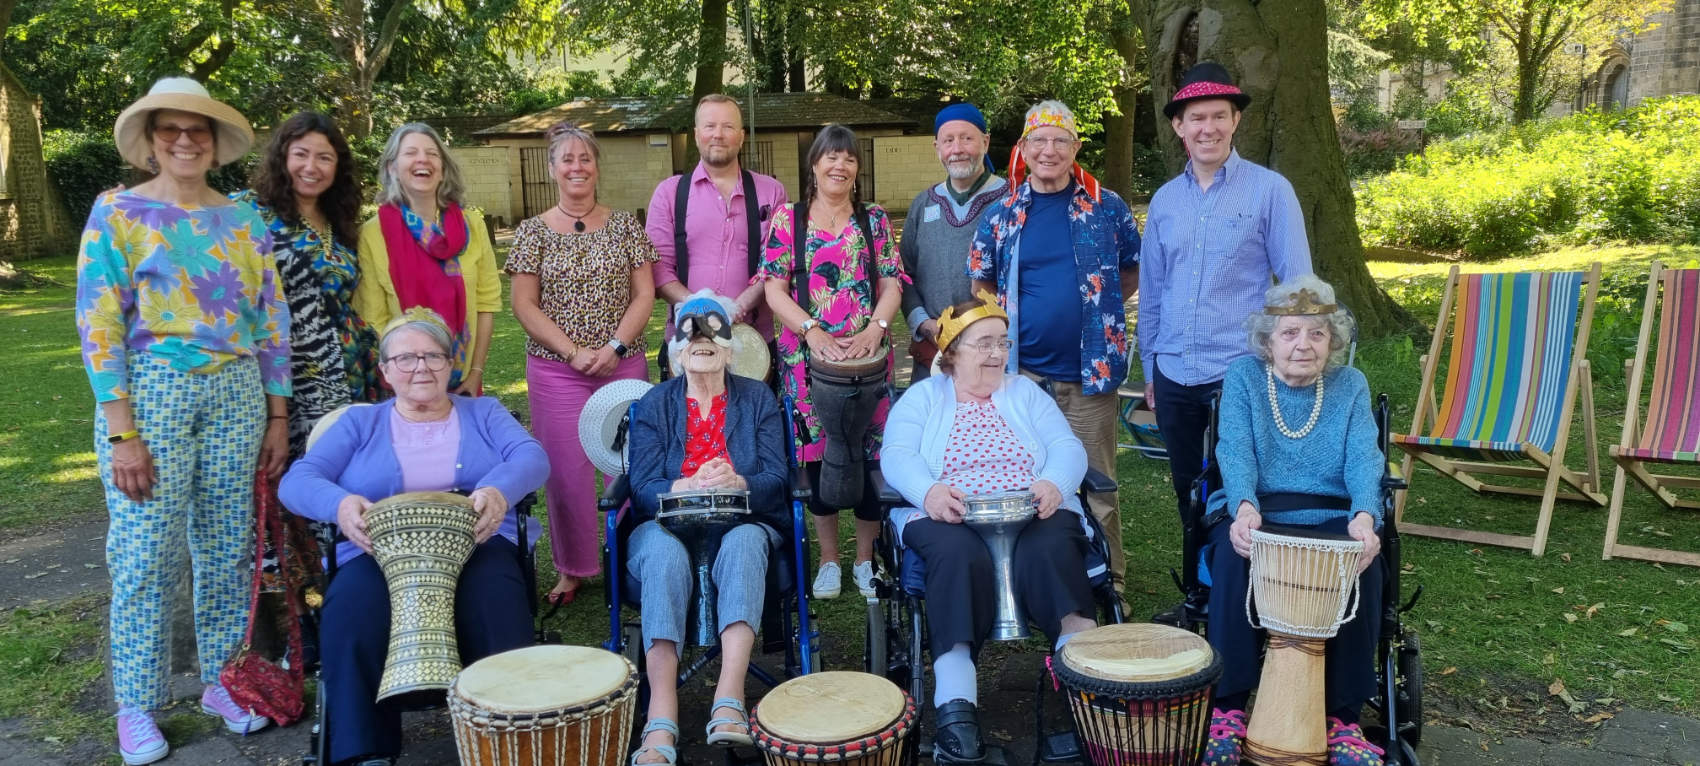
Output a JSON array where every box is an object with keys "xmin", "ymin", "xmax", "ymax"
[
  {"xmin": 681, "ymin": 392, "xmax": 731, "ymax": 477},
  {"xmin": 940, "ymin": 400, "xmax": 1035, "ymax": 497}
]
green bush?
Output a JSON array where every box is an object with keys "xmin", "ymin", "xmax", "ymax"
[
  {"xmin": 1357, "ymin": 96, "xmax": 1700, "ymax": 258},
  {"xmin": 42, "ymin": 130, "xmax": 125, "ymax": 226}
]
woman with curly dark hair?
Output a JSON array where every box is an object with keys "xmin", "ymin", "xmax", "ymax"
[{"xmin": 233, "ymin": 111, "xmax": 381, "ymax": 459}]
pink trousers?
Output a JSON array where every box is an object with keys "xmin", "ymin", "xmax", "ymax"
[{"xmin": 526, "ymin": 353, "xmax": 648, "ymax": 578}]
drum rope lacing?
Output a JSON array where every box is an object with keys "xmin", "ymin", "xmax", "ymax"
[
  {"xmin": 1245, "ymin": 533, "xmax": 1362, "ymax": 638},
  {"xmin": 1265, "ymin": 364, "xmax": 1325, "ymax": 439}
]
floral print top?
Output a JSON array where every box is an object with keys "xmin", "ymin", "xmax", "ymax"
[
  {"xmin": 504, "ymin": 210, "xmax": 658, "ymax": 362},
  {"xmin": 681, "ymin": 392, "xmax": 731, "ymax": 476},
  {"xmin": 967, "ymin": 181, "xmax": 1141, "ymax": 394},
  {"xmin": 757, "ymin": 202, "xmax": 908, "ymax": 461},
  {"xmin": 76, "ymin": 190, "xmax": 291, "ymax": 402},
  {"xmin": 939, "ymin": 400, "xmax": 1036, "ymax": 496}
]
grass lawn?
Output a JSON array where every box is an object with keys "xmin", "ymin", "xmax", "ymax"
[{"xmin": 2, "ymin": 241, "xmax": 1697, "ymax": 749}]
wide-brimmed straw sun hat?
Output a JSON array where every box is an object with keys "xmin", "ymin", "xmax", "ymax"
[{"xmin": 113, "ymin": 77, "xmax": 254, "ymax": 170}]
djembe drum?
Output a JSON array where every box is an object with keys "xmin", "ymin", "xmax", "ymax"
[
  {"xmin": 961, "ymin": 490, "xmax": 1038, "ymax": 641},
  {"xmin": 1242, "ymin": 525, "xmax": 1366, "ymax": 766},
  {"xmin": 448, "ymin": 645, "xmax": 638, "ymax": 766},
  {"xmin": 750, "ymin": 671, "xmax": 917, "ymax": 766},
  {"xmin": 806, "ymin": 350, "xmax": 888, "ymax": 508},
  {"xmin": 364, "ymin": 491, "xmax": 480, "ymax": 701},
  {"xmin": 1051, "ymin": 622, "xmax": 1223, "ymax": 766},
  {"xmin": 656, "ymin": 488, "xmax": 753, "ymax": 646}
]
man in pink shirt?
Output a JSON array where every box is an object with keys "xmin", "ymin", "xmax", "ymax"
[{"xmin": 647, "ymin": 94, "xmax": 789, "ymax": 376}]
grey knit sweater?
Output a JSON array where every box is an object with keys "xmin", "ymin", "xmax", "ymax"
[{"xmin": 899, "ymin": 176, "xmax": 1008, "ymax": 380}]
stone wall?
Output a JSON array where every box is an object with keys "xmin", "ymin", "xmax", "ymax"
[
  {"xmin": 0, "ymin": 70, "xmax": 67, "ymax": 261},
  {"xmin": 870, "ymin": 135, "xmax": 939, "ymax": 213},
  {"xmin": 447, "ymin": 146, "xmax": 513, "ymax": 227},
  {"xmin": 1626, "ymin": 0, "xmax": 1700, "ymax": 103}
]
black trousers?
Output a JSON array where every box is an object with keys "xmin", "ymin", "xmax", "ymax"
[
  {"xmin": 904, "ymin": 511, "xmax": 1096, "ymax": 657},
  {"xmin": 1152, "ymin": 365, "xmax": 1224, "ymax": 527},
  {"xmin": 1204, "ymin": 517, "xmax": 1383, "ymax": 716},
  {"xmin": 321, "ymin": 537, "xmax": 533, "ymax": 764}
]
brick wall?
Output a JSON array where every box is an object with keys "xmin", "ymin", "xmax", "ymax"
[
  {"xmin": 0, "ymin": 73, "xmax": 67, "ymax": 261},
  {"xmin": 871, "ymin": 135, "xmax": 939, "ymax": 213},
  {"xmin": 485, "ymin": 134, "xmax": 676, "ymax": 224},
  {"xmin": 448, "ymin": 146, "xmax": 513, "ymax": 227}
]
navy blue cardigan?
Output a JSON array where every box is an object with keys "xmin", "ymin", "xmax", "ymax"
[{"xmin": 626, "ymin": 374, "xmax": 791, "ymax": 532}]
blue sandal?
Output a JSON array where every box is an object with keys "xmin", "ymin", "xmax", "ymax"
[
  {"xmin": 705, "ymin": 697, "xmax": 754, "ymax": 747},
  {"xmin": 630, "ymin": 718, "xmax": 679, "ymax": 765}
]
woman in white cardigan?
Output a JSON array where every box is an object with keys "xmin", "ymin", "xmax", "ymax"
[{"xmin": 881, "ymin": 293, "xmax": 1099, "ymax": 764}]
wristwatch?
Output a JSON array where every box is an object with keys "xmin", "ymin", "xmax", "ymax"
[
  {"xmin": 606, "ymin": 338, "xmax": 630, "ymax": 357},
  {"xmin": 875, "ymin": 318, "xmax": 890, "ymax": 333},
  {"xmin": 799, "ymin": 319, "xmax": 819, "ymax": 334}
]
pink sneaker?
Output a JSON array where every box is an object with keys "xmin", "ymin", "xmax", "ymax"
[
  {"xmin": 117, "ymin": 707, "xmax": 168, "ymax": 765},
  {"xmin": 200, "ymin": 683, "xmax": 271, "ymax": 734},
  {"xmin": 1326, "ymin": 717, "xmax": 1387, "ymax": 766}
]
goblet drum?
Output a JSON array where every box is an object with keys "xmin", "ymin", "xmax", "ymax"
[
  {"xmin": 961, "ymin": 490, "xmax": 1038, "ymax": 641},
  {"xmin": 363, "ymin": 491, "xmax": 480, "ymax": 701},
  {"xmin": 656, "ymin": 488, "xmax": 753, "ymax": 646}
]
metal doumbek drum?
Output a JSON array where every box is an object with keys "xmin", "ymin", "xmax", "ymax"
[
  {"xmin": 657, "ymin": 489, "xmax": 753, "ymax": 646},
  {"xmin": 961, "ymin": 491, "xmax": 1038, "ymax": 641},
  {"xmin": 362, "ymin": 491, "xmax": 481, "ymax": 701}
]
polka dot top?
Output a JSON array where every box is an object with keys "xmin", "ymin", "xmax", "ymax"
[{"xmin": 939, "ymin": 400, "xmax": 1035, "ymax": 498}]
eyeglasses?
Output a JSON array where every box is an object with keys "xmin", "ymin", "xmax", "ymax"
[
  {"xmin": 1023, "ymin": 135, "xmax": 1076, "ymax": 151},
  {"xmin": 961, "ymin": 339, "xmax": 1014, "ymax": 353},
  {"xmin": 153, "ymin": 124, "xmax": 214, "ymax": 144},
  {"xmin": 384, "ymin": 352, "xmax": 451, "ymax": 372}
]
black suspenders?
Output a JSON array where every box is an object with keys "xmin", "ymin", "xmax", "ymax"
[{"xmin": 672, "ymin": 168, "xmax": 763, "ymax": 282}]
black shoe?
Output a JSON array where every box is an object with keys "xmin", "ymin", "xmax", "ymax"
[
  {"xmin": 934, "ymin": 699, "xmax": 985, "ymax": 763},
  {"xmin": 1153, "ymin": 592, "xmax": 1209, "ymax": 627}
]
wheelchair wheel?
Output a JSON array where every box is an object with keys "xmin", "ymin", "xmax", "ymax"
[{"xmin": 1396, "ymin": 631, "xmax": 1424, "ymax": 746}]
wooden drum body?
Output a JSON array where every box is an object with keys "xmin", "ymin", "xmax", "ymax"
[
  {"xmin": 1052, "ymin": 623, "xmax": 1223, "ymax": 766},
  {"xmin": 1242, "ymin": 526, "xmax": 1365, "ymax": 766},
  {"xmin": 363, "ymin": 491, "xmax": 480, "ymax": 701},
  {"xmin": 448, "ymin": 645, "xmax": 638, "ymax": 766},
  {"xmin": 750, "ymin": 671, "xmax": 916, "ymax": 766},
  {"xmin": 806, "ymin": 349, "xmax": 889, "ymax": 509},
  {"xmin": 656, "ymin": 489, "xmax": 753, "ymax": 646},
  {"xmin": 961, "ymin": 491, "xmax": 1038, "ymax": 641}
]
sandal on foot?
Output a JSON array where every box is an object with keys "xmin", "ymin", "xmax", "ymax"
[
  {"xmin": 705, "ymin": 697, "xmax": 753, "ymax": 747},
  {"xmin": 630, "ymin": 718, "xmax": 679, "ymax": 765}
]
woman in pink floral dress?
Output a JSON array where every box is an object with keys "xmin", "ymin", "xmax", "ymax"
[{"xmin": 760, "ymin": 124, "xmax": 907, "ymax": 600}]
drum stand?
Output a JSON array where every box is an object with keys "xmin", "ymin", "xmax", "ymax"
[{"xmin": 1243, "ymin": 634, "xmax": 1328, "ymax": 766}]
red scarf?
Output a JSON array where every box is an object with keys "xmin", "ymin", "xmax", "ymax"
[
  {"xmin": 1006, "ymin": 146, "xmax": 1102, "ymax": 203},
  {"xmin": 379, "ymin": 202, "xmax": 469, "ymax": 335}
]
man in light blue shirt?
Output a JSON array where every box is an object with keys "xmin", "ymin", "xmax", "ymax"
[{"xmin": 1137, "ymin": 63, "xmax": 1312, "ymax": 585}]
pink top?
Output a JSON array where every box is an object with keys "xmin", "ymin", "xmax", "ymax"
[
  {"xmin": 390, "ymin": 406, "xmax": 462, "ymax": 492},
  {"xmin": 646, "ymin": 162, "xmax": 789, "ymax": 340},
  {"xmin": 939, "ymin": 400, "xmax": 1036, "ymax": 496}
]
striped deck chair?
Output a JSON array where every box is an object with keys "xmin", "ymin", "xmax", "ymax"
[
  {"xmin": 1602, "ymin": 262, "xmax": 1700, "ymax": 567},
  {"xmin": 1392, "ymin": 264, "xmax": 1604, "ymax": 556}
]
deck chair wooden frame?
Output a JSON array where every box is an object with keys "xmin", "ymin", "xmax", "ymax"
[
  {"xmin": 1393, "ymin": 263, "xmax": 1605, "ymax": 556},
  {"xmin": 1602, "ymin": 261, "xmax": 1700, "ymax": 567}
]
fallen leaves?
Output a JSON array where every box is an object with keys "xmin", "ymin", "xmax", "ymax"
[{"xmin": 1618, "ymin": 627, "xmax": 1639, "ymax": 637}]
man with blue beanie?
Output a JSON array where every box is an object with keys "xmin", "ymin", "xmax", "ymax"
[{"xmin": 898, "ymin": 102, "xmax": 1007, "ymax": 381}]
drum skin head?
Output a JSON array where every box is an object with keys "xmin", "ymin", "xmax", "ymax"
[
  {"xmin": 1060, "ymin": 623, "xmax": 1216, "ymax": 683},
  {"xmin": 753, "ymin": 671, "xmax": 904, "ymax": 744},
  {"xmin": 454, "ymin": 645, "xmax": 630, "ymax": 714}
]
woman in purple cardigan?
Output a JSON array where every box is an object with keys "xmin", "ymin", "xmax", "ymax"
[{"xmin": 280, "ymin": 308, "xmax": 548, "ymax": 766}]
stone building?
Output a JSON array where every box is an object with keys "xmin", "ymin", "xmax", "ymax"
[
  {"xmin": 1579, "ymin": 0, "xmax": 1700, "ymax": 109},
  {"xmin": 0, "ymin": 62, "xmax": 69, "ymax": 262}
]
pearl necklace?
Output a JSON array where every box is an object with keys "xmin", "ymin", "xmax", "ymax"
[{"xmin": 1266, "ymin": 364, "xmax": 1324, "ymax": 439}]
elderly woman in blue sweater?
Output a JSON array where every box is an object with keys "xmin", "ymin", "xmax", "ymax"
[
  {"xmin": 881, "ymin": 293, "xmax": 1098, "ymax": 764},
  {"xmin": 1201, "ymin": 274, "xmax": 1386, "ymax": 766},
  {"xmin": 623, "ymin": 291, "xmax": 791, "ymax": 765}
]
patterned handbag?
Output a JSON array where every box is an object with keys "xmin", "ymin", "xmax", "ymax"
[{"xmin": 219, "ymin": 472, "xmax": 307, "ymax": 726}]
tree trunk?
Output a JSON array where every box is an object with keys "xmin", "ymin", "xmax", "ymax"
[
  {"xmin": 759, "ymin": 0, "xmax": 787, "ymax": 92},
  {"xmin": 1132, "ymin": 0, "xmax": 1416, "ymax": 338},
  {"xmin": 692, "ymin": 0, "xmax": 730, "ymax": 103},
  {"xmin": 1102, "ymin": 20, "xmax": 1142, "ymax": 199}
]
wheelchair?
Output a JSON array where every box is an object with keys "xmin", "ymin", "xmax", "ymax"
[
  {"xmin": 299, "ymin": 402, "xmax": 549, "ymax": 766},
  {"xmin": 1156, "ymin": 391, "xmax": 1426, "ymax": 766},
  {"xmin": 597, "ymin": 395, "xmax": 822, "ymax": 756},
  {"xmin": 862, "ymin": 467, "xmax": 1127, "ymax": 765}
]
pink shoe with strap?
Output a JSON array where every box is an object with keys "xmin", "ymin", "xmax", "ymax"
[
  {"xmin": 1327, "ymin": 717, "xmax": 1387, "ymax": 766},
  {"xmin": 1202, "ymin": 708, "xmax": 1248, "ymax": 765}
]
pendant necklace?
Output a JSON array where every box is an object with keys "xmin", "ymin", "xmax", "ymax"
[{"xmin": 557, "ymin": 202, "xmax": 593, "ymax": 232}]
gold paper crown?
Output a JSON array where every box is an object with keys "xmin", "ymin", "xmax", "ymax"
[
  {"xmin": 936, "ymin": 290, "xmax": 1009, "ymax": 352},
  {"xmin": 382, "ymin": 306, "xmax": 454, "ymax": 339},
  {"xmin": 1265, "ymin": 288, "xmax": 1338, "ymax": 316}
]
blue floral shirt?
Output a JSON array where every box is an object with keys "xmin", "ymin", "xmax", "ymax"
[{"xmin": 967, "ymin": 181, "xmax": 1141, "ymax": 394}]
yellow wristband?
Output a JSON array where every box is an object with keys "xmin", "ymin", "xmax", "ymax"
[{"xmin": 107, "ymin": 430, "xmax": 139, "ymax": 445}]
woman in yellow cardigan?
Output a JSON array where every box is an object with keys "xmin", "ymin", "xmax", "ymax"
[{"xmin": 355, "ymin": 122, "xmax": 500, "ymax": 395}]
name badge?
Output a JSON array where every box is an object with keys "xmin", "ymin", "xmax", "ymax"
[{"xmin": 923, "ymin": 205, "xmax": 941, "ymax": 223}]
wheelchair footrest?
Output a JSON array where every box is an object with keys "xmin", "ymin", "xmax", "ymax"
[
  {"xmin": 1036, "ymin": 731, "xmax": 1082, "ymax": 763},
  {"xmin": 926, "ymin": 741, "xmax": 1011, "ymax": 766}
]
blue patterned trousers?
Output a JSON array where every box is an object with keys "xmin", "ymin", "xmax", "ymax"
[{"xmin": 95, "ymin": 354, "xmax": 265, "ymax": 710}]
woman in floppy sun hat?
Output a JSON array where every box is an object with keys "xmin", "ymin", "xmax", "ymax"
[{"xmin": 78, "ymin": 76, "xmax": 289, "ymax": 765}]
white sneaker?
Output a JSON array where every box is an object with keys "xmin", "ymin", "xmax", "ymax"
[
  {"xmin": 853, "ymin": 560, "xmax": 878, "ymax": 597},
  {"xmin": 812, "ymin": 561, "xmax": 842, "ymax": 599}
]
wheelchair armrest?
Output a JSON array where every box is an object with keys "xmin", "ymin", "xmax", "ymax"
[
  {"xmin": 1382, "ymin": 460, "xmax": 1409, "ymax": 491},
  {"xmin": 598, "ymin": 474, "xmax": 631, "ymax": 512},
  {"xmin": 870, "ymin": 469, "xmax": 904, "ymax": 506},
  {"xmin": 1081, "ymin": 467, "xmax": 1118, "ymax": 494}
]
